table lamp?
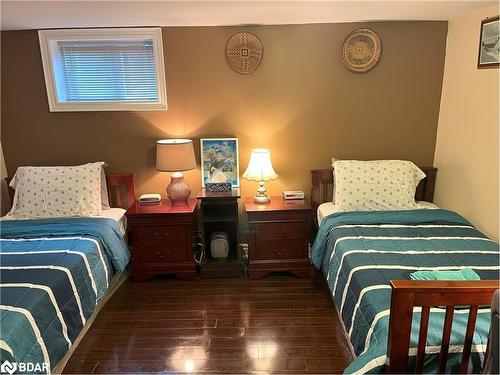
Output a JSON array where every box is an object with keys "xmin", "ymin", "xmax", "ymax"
[
  {"xmin": 156, "ymin": 139, "xmax": 197, "ymax": 206},
  {"xmin": 243, "ymin": 148, "xmax": 278, "ymax": 203}
]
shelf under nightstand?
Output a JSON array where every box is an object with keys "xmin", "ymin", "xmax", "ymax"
[{"xmin": 197, "ymin": 189, "xmax": 243, "ymax": 278}]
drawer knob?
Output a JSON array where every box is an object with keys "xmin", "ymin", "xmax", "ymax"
[
  {"xmin": 155, "ymin": 250, "xmax": 161, "ymax": 255},
  {"xmin": 164, "ymin": 232, "xmax": 169, "ymax": 236},
  {"xmin": 165, "ymin": 250, "xmax": 171, "ymax": 256}
]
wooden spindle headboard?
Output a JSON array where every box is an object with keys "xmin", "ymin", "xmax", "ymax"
[
  {"xmin": 105, "ymin": 174, "xmax": 137, "ymax": 209},
  {"xmin": 311, "ymin": 166, "xmax": 437, "ymax": 211},
  {"xmin": 5, "ymin": 173, "xmax": 137, "ymax": 210},
  {"xmin": 387, "ymin": 280, "xmax": 498, "ymax": 373}
]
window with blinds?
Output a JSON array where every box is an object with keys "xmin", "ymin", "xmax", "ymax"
[{"xmin": 39, "ymin": 28, "xmax": 167, "ymax": 112}]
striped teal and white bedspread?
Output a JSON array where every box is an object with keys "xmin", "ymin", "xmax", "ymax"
[
  {"xmin": 310, "ymin": 209, "xmax": 500, "ymax": 374},
  {"xmin": 0, "ymin": 218, "xmax": 131, "ymax": 374}
]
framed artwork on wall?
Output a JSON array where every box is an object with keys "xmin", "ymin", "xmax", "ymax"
[
  {"xmin": 200, "ymin": 138, "xmax": 239, "ymax": 188},
  {"xmin": 478, "ymin": 16, "xmax": 499, "ymax": 69}
]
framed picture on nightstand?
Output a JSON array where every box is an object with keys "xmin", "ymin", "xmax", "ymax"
[{"xmin": 200, "ymin": 138, "xmax": 239, "ymax": 188}]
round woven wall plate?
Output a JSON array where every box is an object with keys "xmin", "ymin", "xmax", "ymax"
[
  {"xmin": 342, "ymin": 28, "xmax": 382, "ymax": 73},
  {"xmin": 225, "ymin": 32, "xmax": 263, "ymax": 75}
]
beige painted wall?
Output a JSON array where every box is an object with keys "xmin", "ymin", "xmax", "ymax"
[
  {"xmin": 1, "ymin": 22, "xmax": 447, "ymax": 202},
  {"xmin": 434, "ymin": 5, "xmax": 499, "ymax": 241}
]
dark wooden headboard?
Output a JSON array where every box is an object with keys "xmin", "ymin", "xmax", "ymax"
[
  {"xmin": 105, "ymin": 174, "xmax": 137, "ymax": 209},
  {"xmin": 6, "ymin": 173, "xmax": 137, "ymax": 210},
  {"xmin": 311, "ymin": 167, "xmax": 437, "ymax": 211}
]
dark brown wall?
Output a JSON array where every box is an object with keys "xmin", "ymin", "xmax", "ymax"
[{"xmin": 1, "ymin": 22, "xmax": 447, "ymax": 199}]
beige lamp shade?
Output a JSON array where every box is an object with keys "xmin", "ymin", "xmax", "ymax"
[
  {"xmin": 156, "ymin": 139, "xmax": 197, "ymax": 172},
  {"xmin": 243, "ymin": 148, "xmax": 278, "ymax": 182}
]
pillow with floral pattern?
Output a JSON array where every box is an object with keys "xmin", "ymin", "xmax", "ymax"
[
  {"xmin": 333, "ymin": 160, "xmax": 426, "ymax": 211},
  {"xmin": 8, "ymin": 162, "xmax": 104, "ymax": 218}
]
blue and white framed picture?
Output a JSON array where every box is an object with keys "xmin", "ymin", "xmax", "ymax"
[{"xmin": 200, "ymin": 138, "xmax": 239, "ymax": 188}]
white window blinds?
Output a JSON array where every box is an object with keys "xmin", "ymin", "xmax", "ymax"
[
  {"xmin": 58, "ymin": 40, "xmax": 158, "ymax": 102},
  {"xmin": 38, "ymin": 28, "xmax": 167, "ymax": 112}
]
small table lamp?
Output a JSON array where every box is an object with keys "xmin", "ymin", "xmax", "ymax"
[
  {"xmin": 156, "ymin": 139, "xmax": 197, "ymax": 206},
  {"xmin": 243, "ymin": 148, "xmax": 278, "ymax": 203}
]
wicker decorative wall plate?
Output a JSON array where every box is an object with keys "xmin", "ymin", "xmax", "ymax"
[
  {"xmin": 225, "ymin": 32, "xmax": 263, "ymax": 74},
  {"xmin": 342, "ymin": 28, "xmax": 382, "ymax": 73}
]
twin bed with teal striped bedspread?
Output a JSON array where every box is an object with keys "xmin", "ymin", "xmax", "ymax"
[
  {"xmin": 311, "ymin": 209, "xmax": 500, "ymax": 374},
  {"xmin": 0, "ymin": 218, "xmax": 130, "ymax": 374}
]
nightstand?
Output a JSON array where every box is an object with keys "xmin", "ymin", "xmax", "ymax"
[
  {"xmin": 126, "ymin": 198, "xmax": 197, "ymax": 281},
  {"xmin": 245, "ymin": 197, "xmax": 313, "ymax": 279}
]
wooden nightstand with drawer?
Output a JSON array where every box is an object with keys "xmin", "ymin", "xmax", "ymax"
[
  {"xmin": 245, "ymin": 197, "xmax": 313, "ymax": 279},
  {"xmin": 126, "ymin": 198, "xmax": 197, "ymax": 281}
]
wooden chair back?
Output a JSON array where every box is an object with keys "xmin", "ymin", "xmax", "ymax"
[
  {"xmin": 311, "ymin": 166, "xmax": 437, "ymax": 211},
  {"xmin": 387, "ymin": 280, "xmax": 499, "ymax": 373},
  {"xmin": 5, "ymin": 173, "xmax": 136, "ymax": 210}
]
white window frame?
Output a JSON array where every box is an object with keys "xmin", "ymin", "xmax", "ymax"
[{"xmin": 38, "ymin": 27, "xmax": 167, "ymax": 112}]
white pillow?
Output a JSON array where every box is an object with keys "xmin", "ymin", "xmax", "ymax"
[
  {"xmin": 333, "ymin": 160, "xmax": 425, "ymax": 211},
  {"xmin": 8, "ymin": 162, "xmax": 104, "ymax": 219}
]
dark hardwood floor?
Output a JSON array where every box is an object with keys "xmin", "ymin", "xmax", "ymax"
[{"xmin": 64, "ymin": 273, "xmax": 353, "ymax": 374}]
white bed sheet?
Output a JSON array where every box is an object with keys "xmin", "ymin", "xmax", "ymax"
[
  {"xmin": 92, "ymin": 208, "xmax": 127, "ymax": 235},
  {"xmin": 1, "ymin": 208, "xmax": 128, "ymax": 235},
  {"xmin": 317, "ymin": 201, "xmax": 438, "ymax": 225}
]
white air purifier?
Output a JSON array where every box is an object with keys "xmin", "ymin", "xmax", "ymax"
[{"xmin": 210, "ymin": 232, "xmax": 229, "ymax": 259}]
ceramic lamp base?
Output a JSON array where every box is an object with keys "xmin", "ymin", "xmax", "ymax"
[
  {"xmin": 253, "ymin": 181, "xmax": 271, "ymax": 203},
  {"xmin": 166, "ymin": 172, "xmax": 191, "ymax": 206}
]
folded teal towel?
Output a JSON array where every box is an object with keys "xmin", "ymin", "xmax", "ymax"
[{"xmin": 410, "ymin": 268, "xmax": 480, "ymax": 281}]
